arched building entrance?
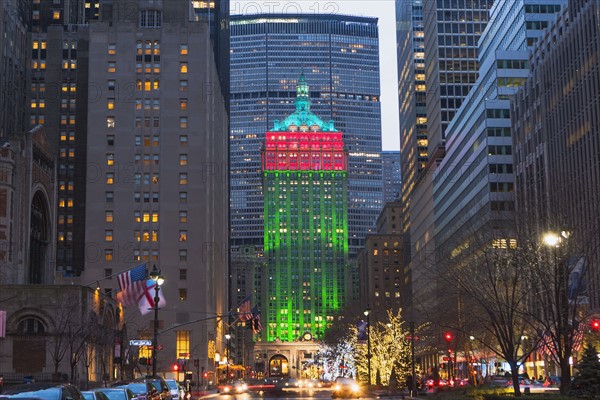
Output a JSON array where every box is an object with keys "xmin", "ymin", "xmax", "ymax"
[{"xmin": 269, "ymin": 354, "xmax": 289, "ymax": 377}]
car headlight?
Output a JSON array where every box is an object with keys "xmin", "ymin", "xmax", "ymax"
[
  {"xmin": 223, "ymin": 387, "xmax": 230, "ymax": 393},
  {"xmin": 351, "ymin": 384, "xmax": 360, "ymax": 392},
  {"xmin": 333, "ymin": 385, "xmax": 341, "ymax": 391}
]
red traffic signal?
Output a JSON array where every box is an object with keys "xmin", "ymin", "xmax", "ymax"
[
  {"xmin": 592, "ymin": 320, "xmax": 600, "ymax": 331},
  {"xmin": 444, "ymin": 332, "xmax": 454, "ymax": 342},
  {"xmin": 172, "ymin": 364, "xmax": 180, "ymax": 372},
  {"xmin": 203, "ymin": 372, "xmax": 208, "ymax": 378}
]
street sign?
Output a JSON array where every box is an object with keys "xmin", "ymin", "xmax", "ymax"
[
  {"xmin": 179, "ymin": 352, "xmax": 190, "ymax": 357},
  {"xmin": 130, "ymin": 340, "xmax": 152, "ymax": 346}
]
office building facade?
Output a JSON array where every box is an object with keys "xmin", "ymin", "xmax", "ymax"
[
  {"xmin": 83, "ymin": 0, "xmax": 229, "ymax": 376},
  {"xmin": 261, "ymin": 75, "xmax": 348, "ymax": 342},
  {"xmin": 433, "ymin": 0, "xmax": 566, "ymax": 258},
  {"xmin": 396, "ymin": 0, "xmax": 493, "ymax": 321},
  {"xmin": 512, "ymin": 0, "xmax": 600, "ymax": 308},
  {"xmin": 381, "ymin": 151, "xmax": 401, "ymax": 202},
  {"xmin": 230, "ymin": 14, "xmax": 383, "ymax": 259}
]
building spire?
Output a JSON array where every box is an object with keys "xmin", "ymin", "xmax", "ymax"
[{"xmin": 295, "ymin": 72, "xmax": 310, "ymax": 111}]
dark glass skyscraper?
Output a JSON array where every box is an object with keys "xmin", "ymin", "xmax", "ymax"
[{"xmin": 230, "ymin": 14, "xmax": 383, "ymax": 258}]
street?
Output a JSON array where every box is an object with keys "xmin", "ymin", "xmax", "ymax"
[{"xmin": 212, "ymin": 388, "xmax": 417, "ymax": 400}]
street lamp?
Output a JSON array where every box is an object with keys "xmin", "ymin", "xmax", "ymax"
[
  {"xmin": 225, "ymin": 333, "xmax": 231, "ymax": 382},
  {"xmin": 364, "ymin": 306, "xmax": 371, "ymax": 385},
  {"xmin": 149, "ymin": 264, "xmax": 164, "ymax": 377}
]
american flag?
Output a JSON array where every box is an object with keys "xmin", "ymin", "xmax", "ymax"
[
  {"xmin": 251, "ymin": 305, "xmax": 263, "ymax": 334},
  {"xmin": 238, "ymin": 295, "xmax": 252, "ymax": 322},
  {"xmin": 116, "ymin": 264, "xmax": 148, "ymax": 306}
]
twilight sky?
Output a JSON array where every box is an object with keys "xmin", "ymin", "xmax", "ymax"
[{"xmin": 230, "ymin": 0, "xmax": 401, "ymax": 150}]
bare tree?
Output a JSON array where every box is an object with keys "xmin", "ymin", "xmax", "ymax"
[{"xmin": 47, "ymin": 292, "xmax": 84, "ymax": 380}]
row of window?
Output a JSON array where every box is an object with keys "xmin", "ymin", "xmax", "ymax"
[{"xmin": 104, "ymin": 191, "xmax": 189, "ymax": 203}]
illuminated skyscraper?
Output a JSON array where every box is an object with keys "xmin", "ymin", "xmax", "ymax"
[
  {"xmin": 261, "ymin": 75, "xmax": 348, "ymax": 342},
  {"xmin": 230, "ymin": 14, "xmax": 382, "ymax": 259}
]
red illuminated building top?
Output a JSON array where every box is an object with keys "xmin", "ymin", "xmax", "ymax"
[{"xmin": 262, "ymin": 74, "xmax": 347, "ymax": 172}]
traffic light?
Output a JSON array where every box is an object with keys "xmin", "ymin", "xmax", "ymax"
[
  {"xmin": 172, "ymin": 364, "xmax": 180, "ymax": 372},
  {"xmin": 203, "ymin": 372, "xmax": 208, "ymax": 378},
  {"xmin": 591, "ymin": 320, "xmax": 600, "ymax": 331},
  {"xmin": 444, "ymin": 331, "xmax": 454, "ymax": 342}
]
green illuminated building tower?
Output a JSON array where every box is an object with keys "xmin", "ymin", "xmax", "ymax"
[{"xmin": 261, "ymin": 75, "xmax": 349, "ymax": 342}]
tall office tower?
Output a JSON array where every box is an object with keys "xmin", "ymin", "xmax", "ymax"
[
  {"xmin": 230, "ymin": 14, "xmax": 383, "ymax": 259},
  {"xmin": 261, "ymin": 75, "xmax": 348, "ymax": 342},
  {"xmin": 0, "ymin": 0, "xmax": 30, "ymax": 140},
  {"xmin": 191, "ymin": 0, "xmax": 230, "ymax": 109},
  {"xmin": 83, "ymin": 0, "xmax": 229, "ymax": 376},
  {"xmin": 29, "ymin": 0, "xmax": 100, "ymax": 277},
  {"xmin": 381, "ymin": 151, "xmax": 402, "ymax": 202},
  {"xmin": 433, "ymin": 0, "xmax": 566, "ymax": 261},
  {"xmin": 396, "ymin": 0, "xmax": 492, "ymax": 329},
  {"xmin": 513, "ymin": 0, "xmax": 600, "ymax": 308}
]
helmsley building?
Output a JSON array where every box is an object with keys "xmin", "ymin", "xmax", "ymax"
[{"xmin": 256, "ymin": 75, "xmax": 348, "ymax": 377}]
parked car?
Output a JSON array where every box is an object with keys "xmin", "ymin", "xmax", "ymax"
[
  {"xmin": 332, "ymin": 377, "xmax": 361, "ymax": 399},
  {"xmin": 82, "ymin": 391, "xmax": 110, "ymax": 400},
  {"xmin": 0, "ymin": 384, "xmax": 85, "ymax": 400},
  {"xmin": 111, "ymin": 382, "xmax": 159, "ymax": 400},
  {"xmin": 132, "ymin": 378, "xmax": 171, "ymax": 400},
  {"xmin": 95, "ymin": 388, "xmax": 136, "ymax": 400},
  {"xmin": 163, "ymin": 380, "xmax": 183, "ymax": 400}
]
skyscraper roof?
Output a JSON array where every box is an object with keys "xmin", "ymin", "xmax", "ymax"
[{"xmin": 271, "ymin": 74, "xmax": 337, "ymax": 132}]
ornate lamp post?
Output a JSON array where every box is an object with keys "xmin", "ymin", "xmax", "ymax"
[
  {"xmin": 149, "ymin": 265, "xmax": 164, "ymax": 377},
  {"xmin": 364, "ymin": 306, "xmax": 371, "ymax": 385},
  {"xmin": 225, "ymin": 333, "xmax": 231, "ymax": 382}
]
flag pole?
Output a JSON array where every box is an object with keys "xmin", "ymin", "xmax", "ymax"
[{"xmin": 82, "ymin": 263, "xmax": 148, "ymax": 287}]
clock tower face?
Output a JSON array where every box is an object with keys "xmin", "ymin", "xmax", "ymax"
[{"xmin": 303, "ymin": 332, "xmax": 313, "ymax": 341}]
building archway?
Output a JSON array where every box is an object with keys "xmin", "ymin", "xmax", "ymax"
[
  {"xmin": 29, "ymin": 190, "xmax": 50, "ymax": 284},
  {"xmin": 269, "ymin": 354, "xmax": 289, "ymax": 377}
]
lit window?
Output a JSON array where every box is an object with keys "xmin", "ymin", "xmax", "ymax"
[
  {"xmin": 107, "ymin": 62, "xmax": 116, "ymax": 73},
  {"xmin": 106, "ymin": 153, "xmax": 114, "ymax": 166},
  {"xmin": 179, "ymin": 173, "xmax": 188, "ymax": 185},
  {"xmin": 180, "ymin": 44, "xmax": 188, "ymax": 55},
  {"xmin": 105, "ymin": 250, "xmax": 113, "ymax": 262},
  {"xmin": 179, "ymin": 154, "xmax": 188, "ymax": 166},
  {"xmin": 134, "ymin": 211, "xmax": 141, "ymax": 223},
  {"xmin": 105, "ymin": 230, "xmax": 113, "ymax": 242},
  {"xmin": 180, "ymin": 135, "xmax": 188, "ymax": 146},
  {"xmin": 152, "ymin": 231, "xmax": 158, "ymax": 242},
  {"xmin": 108, "ymin": 44, "xmax": 116, "ymax": 55},
  {"xmin": 53, "ymin": 11, "xmax": 60, "ymax": 20},
  {"xmin": 107, "ymin": 117, "xmax": 115, "ymax": 128},
  {"xmin": 179, "ymin": 289, "xmax": 188, "ymax": 301},
  {"xmin": 179, "ymin": 117, "xmax": 188, "ymax": 128},
  {"xmin": 180, "ymin": 99, "xmax": 188, "ymax": 110},
  {"xmin": 153, "ymin": 80, "xmax": 159, "ymax": 90},
  {"xmin": 107, "ymin": 98, "xmax": 115, "ymax": 110},
  {"xmin": 179, "ymin": 211, "xmax": 187, "ymax": 223},
  {"xmin": 179, "ymin": 231, "xmax": 187, "ymax": 242},
  {"xmin": 180, "ymin": 63, "xmax": 188, "ymax": 73},
  {"xmin": 106, "ymin": 173, "xmax": 114, "ymax": 184},
  {"xmin": 176, "ymin": 331, "xmax": 190, "ymax": 358},
  {"xmin": 144, "ymin": 80, "xmax": 151, "ymax": 91},
  {"xmin": 152, "ymin": 213, "xmax": 159, "ymax": 223},
  {"xmin": 105, "ymin": 211, "xmax": 113, "ymax": 222}
]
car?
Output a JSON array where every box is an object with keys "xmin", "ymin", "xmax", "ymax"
[
  {"xmin": 132, "ymin": 379, "xmax": 171, "ymax": 400},
  {"xmin": 82, "ymin": 391, "xmax": 111, "ymax": 400},
  {"xmin": 332, "ymin": 377, "xmax": 361, "ymax": 399},
  {"xmin": 0, "ymin": 384, "xmax": 85, "ymax": 400},
  {"xmin": 163, "ymin": 380, "xmax": 182, "ymax": 400},
  {"xmin": 219, "ymin": 380, "xmax": 248, "ymax": 395},
  {"xmin": 111, "ymin": 382, "xmax": 159, "ymax": 400},
  {"xmin": 95, "ymin": 388, "xmax": 137, "ymax": 400}
]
